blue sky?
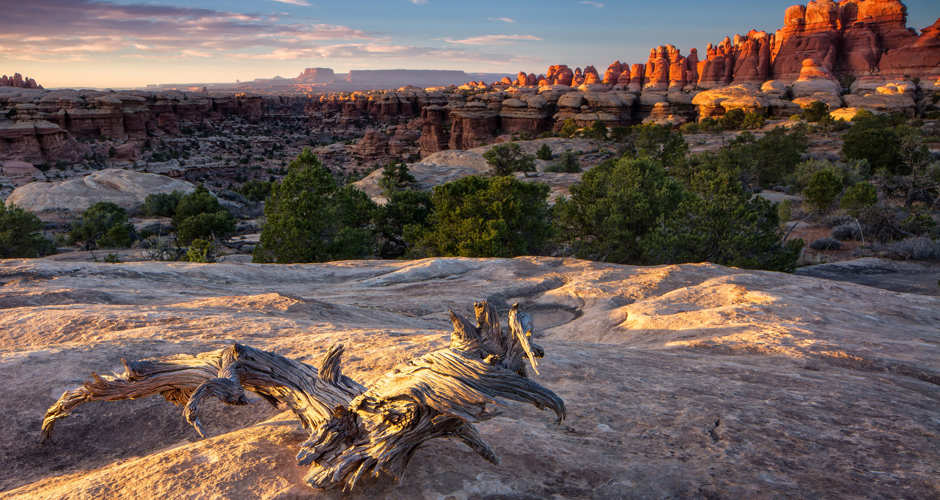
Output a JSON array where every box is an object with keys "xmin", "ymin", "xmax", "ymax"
[{"xmin": 3, "ymin": 0, "xmax": 939, "ymax": 88}]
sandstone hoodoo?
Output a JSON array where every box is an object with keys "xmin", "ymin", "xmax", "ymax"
[{"xmin": 0, "ymin": 73, "xmax": 41, "ymax": 89}]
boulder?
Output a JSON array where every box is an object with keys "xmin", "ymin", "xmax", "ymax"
[
  {"xmin": 692, "ymin": 84, "xmax": 767, "ymax": 119},
  {"xmin": 6, "ymin": 168, "xmax": 196, "ymax": 218},
  {"xmin": 0, "ymin": 160, "xmax": 42, "ymax": 187}
]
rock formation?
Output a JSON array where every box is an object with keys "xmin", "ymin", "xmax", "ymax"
[
  {"xmin": 0, "ymin": 257, "xmax": 937, "ymax": 497},
  {"xmin": 6, "ymin": 168, "xmax": 195, "ymax": 218},
  {"xmin": 0, "ymin": 73, "xmax": 41, "ymax": 89}
]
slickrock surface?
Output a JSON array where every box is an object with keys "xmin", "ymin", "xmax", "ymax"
[
  {"xmin": 6, "ymin": 168, "xmax": 195, "ymax": 218},
  {"xmin": 0, "ymin": 257, "xmax": 937, "ymax": 498}
]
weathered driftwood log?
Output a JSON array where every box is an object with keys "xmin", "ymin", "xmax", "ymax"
[{"xmin": 41, "ymin": 301, "xmax": 565, "ymax": 491}]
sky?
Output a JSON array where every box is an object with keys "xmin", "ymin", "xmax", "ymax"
[{"xmin": 2, "ymin": 0, "xmax": 939, "ymax": 88}]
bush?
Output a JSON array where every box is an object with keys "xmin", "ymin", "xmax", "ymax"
[
  {"xmin": 842, "ymin": 112, "xmax": 912, "ymax": 175},
  {"xmin": 800, "ymin": 101, "xmax": 830, "ymax": 123},
  {"xmin": 840, "ymin": 182, "xmax": 878, "ymax": 213},
  {"xmin": 253, "ymin": 149, "xmax": 376, "ymax": 263},
  {"xmin": 643, "ymin": 160, "xmax": 802, "ymax": 272},
  {"xmin": 536, "ymin": 143, "xmax": 553, "ymax": 161},
  {"xmin": 554, "ymin": 157, "xmax": 685, "ymax": 263},
  {"xmin": 696, "ymin": 128, "xmax": 808, "ymax": 189},
  {"xmin": 375, "ymin": 189, "xmax": 433, "ymax": 258},
  {"xmin": 238, "ymin": 180, "xmax": 272, "ymax": 202},
  {"xmin": 411, "ymin": 175, "xmax": 551, "ymax": 258},
  {"xmin": 69, "ymin": 202, "xmax": 135, "ymax": 250},
  {"xmin": 803, "ymin": 168, "xmax": 843, "ymax": 212},
  {"xmin": 185, "ymin": 238, "xmax": 216, "ymax": 263},
  {"xmin": 174, "ymin": 186, "xmax": 223, "ymax": 226},
  {"xmin": 558, "ymin": 119, "xmax": 578, "ymax": 138},
  {"xmin": 483, "ymin": 143, "xmax": 535, "ymax": 176},
  {"xmin": 545, "ymin": 152, "xmax": 581, "ymax": 173},
  {"xmin": 0, "ymin": 203, "xmax": 55, "ymax": 258},
  {"xmin": 777, "ymin": 199, "xmax": 793, "ymax": 223},
  {"xmin": 857, "ymin": 205, "xmax": 905, "ymax": 242},
  {"xmin": 900, "ymin": 212, "xmax": 937, "ymax": 236},
  {"xmin": 142, "ymin": 191, "xmax": 183, "ymax": 217},
  {"xmin": 587, "ymin": 120, "xmax": 608, "ymax": 140},
  {"xmin": 810, "ymin": 237, "xmax": 842, "ymax": 250},
  {"xmin": 882, "ymin": 237, "xmax": 940, "ymax": 261},
  {"xmin": 832, "ymin": 224, "xmax": 861, "ymax": 241},
  {"xmin": 740, "ymin": 111, "xmax": 767, "ymax": 130},
  {"xmin": 378, "ymin": 162, "xmax": 416, "ymax": 196},
  {"xmin": 632, "ymin": 124, "xmax": 688, "ymax": 168},
  {"xmin": 176, "ymin": 211, "xmax": 235, "ymax": 245}
]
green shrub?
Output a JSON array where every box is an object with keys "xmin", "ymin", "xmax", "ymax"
[
  {"xmin": 809, "ymin": 237, "xmax": 842, "ymax": 251},
  {"xmin": 536, "ymin": 144, "xmax": 553, "ymax": 161},
  {"xmin": 840, "ymin": 182, "xmax": 878, "ymax": 213},
  {"xmin": 483, "ymin": 143, "xmax": 535, "ymax": 176},
  {"xmin": 553, "ymin": 157, "xmax": 685, "ymax": 263},
  {"xmin": 803, "ymin": 168, "xmax": 844, "ymax": 212},
  {"xmin": 842, "ymin": 112, "xmax": 912, "ymax": 175},
  {"xmin": 740, "ymin": 111, "xmax": 767, "ymax": 130},
  {"xmin": 411, "ymin": 175, "xmax": 551, "ymax": 258},
  {"xmin": 174, "ymin": 186, "xmax": 221, "ymax": 225},
  {"xmin": 718, "ymin": 109, "xmax": 747, "ymax": 130},
  {"xmin": 588, "ymin": 120, "xmax": 608, "ymax": 140},
  {"xmin": 238, "ymin": 180, "xmax": 272, "ymax": 202},
  {"xmin": 545, "ymin": 152, "xmax": 581, "ymax": 173},
  {"xmin": 632, "ymin": 124, "xmax": 688, "ymax": 168},
  {"xmin": 185, "ymin": 238, "xmax": 216, "ymax": 263},
  {"xmin": 253, "ymin": 148, "xmax": 376, "ymax": 263},
  {"xmin": 103, "ymin": 253, "xmax": 121, "ymax": 263},
  {"xmin": 558, "ymin": 119, "xmax": 578, "ymax": 138},
  {"xmin": 176, "ymin": 211, "xmax": 235, "ymax": 245},
  {"xmin": 857, "ymin": 205, "xmax": 905, "ymax": 242},
  {"xmin": 0, "ymin": 203, "xmax": 55, "ymax": 258},
  {"xmin": 375, "ymin": 189, "xmax": 433, "ymax": 258},
  {"xmin": 777, "ymin": 199, "xmax": 793, "ymax": 223},
  {"xmin": 900, "ymin": 212, "xmax": 936, "ymax": 236},
  {"xmin": 642, "ymin": 159, "xmax": 803, "ymax": 272},
  {"xmin": 800, "ymin": 101, "xmax": 830, "ymax": 123},
  {"xmin": 142, "ymin": 191, "xmax": 183, "ymax": 217},
  {"xmin": 832, "ymin": 224, "xmax": 861, "ymax": 241},
  {"xmin": 378, "ymin": 162, "xmax": 416, "ymax": 196},
  {"xmin": 69, "ymin": 202, "xmax": 135, "ymax": 250}
]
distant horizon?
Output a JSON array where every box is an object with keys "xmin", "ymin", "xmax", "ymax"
[{"xmin": 3, "ymin": 0, "xmax": 939, "ymax": 88}]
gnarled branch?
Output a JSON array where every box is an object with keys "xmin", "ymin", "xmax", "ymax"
[{"xmin": 41, "ymin": 301, "xmax": 565, "ymax": 491}]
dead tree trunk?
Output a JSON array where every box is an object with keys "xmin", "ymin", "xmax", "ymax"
[{"xmin": 41, "ymin": 301, "xmax": 565, "ymax": 491}]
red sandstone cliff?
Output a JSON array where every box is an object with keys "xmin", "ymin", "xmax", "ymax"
[{"xmin": 497, "ymin": 0, "xmax": 936, "ymax": 90}]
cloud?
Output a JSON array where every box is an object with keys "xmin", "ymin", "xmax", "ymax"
[
  {"xmin": 445, "ymin": 34, "xmax": 542, "ymax": 45},
  {"xmin": 580, "ymin": 1, "xmax": 605, "ymax": 7},
  {"xmin": 272, "ymin": 0, "xmax": 311, "ymax": 5},
  {"xmin": 410, "ymin": 0, "xmax": 428, "ymax": 4},
  {"xmin": 488, "ymin": 17, "xmax": 516, "ymax": 23},
  {"xmin": 0, "ymin": 0, "xmax": 373, "ymax": 62}
]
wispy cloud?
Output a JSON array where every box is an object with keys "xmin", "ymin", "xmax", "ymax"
[
  {"xmin": 445, "ymin": 34, "xmax": 542, "ymax": 45},
  {"xmin": 0, "ymin": 0, "xmax": 373, "ymax": 62},
  {"xmin": 580, "ymin": 1, "xmax": 605, "ymax": 7},
  {"xmin": 410, "ymin": 0, "xmax": 428, "ymax": 4},
  {"xmin": 272, "ymin": 0, "xmax": 311, "ymax": 6},
  {"xmin": 488, "ymin": 17, "xmax": 516, "ymax": 24}
]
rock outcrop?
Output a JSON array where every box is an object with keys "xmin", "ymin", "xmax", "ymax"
[
  {"xmin": 0, "ymin": 87, "xmax": 268, "ymax": 164},
  {"xmin": 5, "ymin": 168, "xmax": 195, "ymax": 218},
  {"xmin": 0, "ymin": 73, "xmax": 41, "ymax": 89},
  {"xmin": 0, "ymin": 257, "xmax": 937, "ymax": 498}
]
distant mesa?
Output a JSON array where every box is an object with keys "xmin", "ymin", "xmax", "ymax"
[
  {"xmin": 0, "ymin": 73, "xmax": 42, "ymax": 89},
  {"xmin": 295, "ymin": 67, "xmax": 336, "ymax": 84}
]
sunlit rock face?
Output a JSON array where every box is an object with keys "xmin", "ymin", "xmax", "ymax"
[{"xmin": 0, "ymin": 257, "xmax": 937, "ymax": 498}]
